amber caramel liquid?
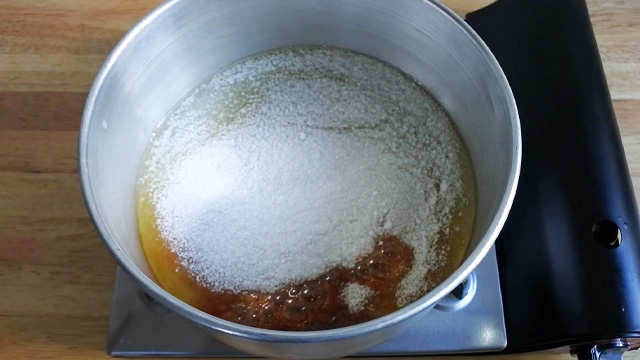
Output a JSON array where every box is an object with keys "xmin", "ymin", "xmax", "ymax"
[
  {"xmin": 136, "ymin": 147, "xmax": 475, "ymax": 331},
  {"xmin": 136, "ymin": 47, "xmax": 477, "ymax": 331}
]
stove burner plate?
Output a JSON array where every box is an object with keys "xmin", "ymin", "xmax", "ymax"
[{"xmin": 107, "ymin": 247, "xmax": 505, "ymax": 356}]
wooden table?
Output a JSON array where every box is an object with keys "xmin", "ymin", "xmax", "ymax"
[{"xmin": 0, "ymin": 1, "xmax": 638, "ymax": 359}]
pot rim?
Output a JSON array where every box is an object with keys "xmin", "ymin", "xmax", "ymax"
[{"xmin": 78, "ymin": 0, "xmax": 521, "ymax": 344}]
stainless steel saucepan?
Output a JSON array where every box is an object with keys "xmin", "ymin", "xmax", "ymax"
[{"xmin": 79, "ymin": 0, "xmax": 521, "ymax": 358}]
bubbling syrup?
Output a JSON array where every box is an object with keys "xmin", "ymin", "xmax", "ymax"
[
  {"xmin": 136, "ymin": 47, "xmax": 476, "ymax": 331},
  {"xmin": 203, "ymin": 235, "xmax": 413, "ymax": 330},
  {"xmin": 138, "ymin": 186, "xmax": 472, "ymax": 330}
]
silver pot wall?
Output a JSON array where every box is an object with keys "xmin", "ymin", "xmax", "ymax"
[{"xmin": 79, "ymin": 0, "xmax": 521, "ymax": 358}]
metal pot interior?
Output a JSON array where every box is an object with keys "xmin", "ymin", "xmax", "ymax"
[{"xmin": 80, "ymin": 0, "xmax": 519, "ymax": 357}]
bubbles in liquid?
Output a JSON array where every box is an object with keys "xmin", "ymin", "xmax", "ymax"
[
  {"xmin": 137, "ymin": 175, "xmax": 474, "ymax": 330},
  {"xmin": 199, "ymin": 235, "xmax": 418, "ymax": 330},
  {"xmin": 136, "ymin": 47, "xmax": 476, "ymax": 331}
]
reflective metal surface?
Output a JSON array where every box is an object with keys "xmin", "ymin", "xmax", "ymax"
[
  {"xmin": 79, "ymin": 0, "xmax": 520, "ymax": 358},
  {"xmin": 107, "ymin": 247, "xmax": 505, "ymax": 356}
]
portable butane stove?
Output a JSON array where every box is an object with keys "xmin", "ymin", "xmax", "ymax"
[{"xmin": 106, "ymin": 0, "xmax": 640, "ymax": 359}]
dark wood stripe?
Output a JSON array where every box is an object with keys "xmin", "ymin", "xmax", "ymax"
[
  {"xmin": 0, "ymin": 131, "xmax": 78, "ymax": 173},
  {"xmin": 0, "ymin": 91, "xmax": 87, "ymax": 131}
]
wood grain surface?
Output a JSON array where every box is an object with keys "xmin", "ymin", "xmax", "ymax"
[{"xmin": 0, "ymin": 1, "xmax": 638, "ymax": 359}]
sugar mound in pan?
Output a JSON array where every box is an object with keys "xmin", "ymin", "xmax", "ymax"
[{"xmin": 141, "ymin": 47, "xmax": 465, "ymax": 304}]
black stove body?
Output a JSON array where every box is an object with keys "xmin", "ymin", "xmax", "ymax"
[{"xmin": 467, "ymin": 0, "xmax": 640, "ymax": 355}]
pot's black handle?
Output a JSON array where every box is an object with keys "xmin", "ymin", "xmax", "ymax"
[{"xmin": 466, "ymin": 0, "xmax": 640, "ymax": 352}]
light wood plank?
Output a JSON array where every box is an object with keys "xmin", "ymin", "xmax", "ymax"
[
  {"xmin": 586, "ymin": 0, "xmax": 640, "ymax": 100},
  {"xmin": 0, "ymin": 173, "xmax": 87, "ymax": 218},
  {"xmin": 0, "ymin": 216, "xmax": 113, "ymax": 317},
  {"xmin": 0, "ymin": 0, "xmax": 163, "ymax": 92},
  {"xmin": 0, "ymin": 131, "xmax": 77, "ymax": 173},
  {"xmin": 440, "ymin": 0, "xmax": 497, "ymax": 16},
  {"xmin": 0, "ymin": 0, "xmax": 637, "ymax": 98},
  {"xmin": 618, "ymin": 100, "xmax": 640, "ymax": 200}
]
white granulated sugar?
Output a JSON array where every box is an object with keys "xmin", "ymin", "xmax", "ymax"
[
  {"xmin": 141, "ymin": 47, "xmax": 465, "ymax": 297},
  {"xmin": 341, "ymin": 283, "xmax": 373, "ymax": 314}
]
